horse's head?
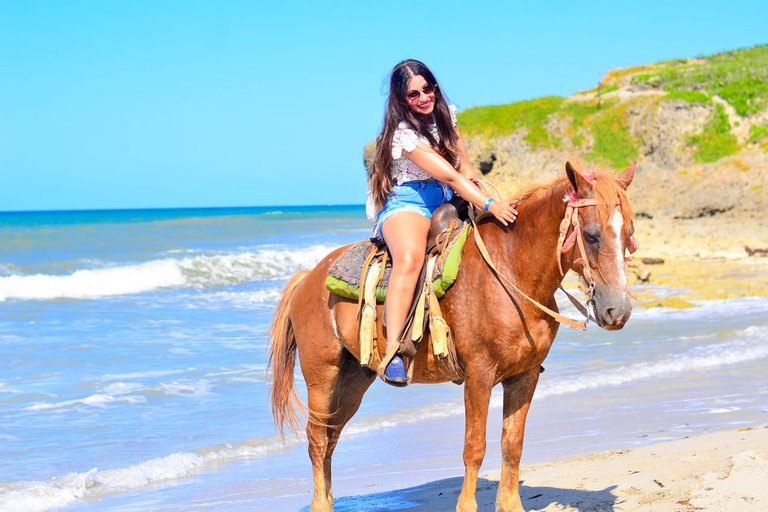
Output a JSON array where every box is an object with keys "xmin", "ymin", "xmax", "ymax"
[{"xmin": 563, "ymin": 161, "xmax": 636, "ymax": 331}]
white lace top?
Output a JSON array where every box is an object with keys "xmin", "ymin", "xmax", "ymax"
[
  {"xmin": 366, "ymin": 105, "xmax": 458, "ymax": 221},
  {"xmin": 389, "ymin": 104, "xmax": 458, "ymax": 185}
]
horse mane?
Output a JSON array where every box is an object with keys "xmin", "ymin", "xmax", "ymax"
[{"xmin": 510, "ymin": 161, "xmax": 634, "ymax": 230}]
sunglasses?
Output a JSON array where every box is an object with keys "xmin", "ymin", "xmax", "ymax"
[{"xmin": 406, "ymin": 84, "xmax": 437, "ymax": 101}]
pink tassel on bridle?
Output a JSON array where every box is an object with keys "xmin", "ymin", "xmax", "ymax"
[{"xmin": 628, "ymin": 234, "xmax": 639, "ymax": 254}]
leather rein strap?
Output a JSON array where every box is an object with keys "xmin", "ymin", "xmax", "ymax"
[{"xmin": 468, "ymin": 191, "xmax": 606, "ymax": 331}]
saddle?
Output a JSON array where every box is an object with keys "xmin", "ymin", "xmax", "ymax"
[
  {"xmin": 325, "ymin": 205, "xmax": 470, "ymax": 303},
  {"xmin": 325, "ymin": 199, "xmax": 469, "ymax": 385}
]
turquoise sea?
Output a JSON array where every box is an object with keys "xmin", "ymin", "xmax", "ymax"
[{"xmin": 1, "ymin": 206, "xmax": 767, "ymax": 512}]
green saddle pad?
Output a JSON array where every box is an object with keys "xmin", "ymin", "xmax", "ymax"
[{"xmin": 325, "ymin": 223, "xmax": 470, "ymax": 303}]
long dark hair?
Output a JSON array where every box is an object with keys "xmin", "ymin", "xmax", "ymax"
[{"xmin": 369, "ymin": 60, "xmax": 460, "ymax": 212}]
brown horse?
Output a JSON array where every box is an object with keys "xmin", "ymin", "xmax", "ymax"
[{"xmin": 269, "ymin": 161, "xmax": 636, "ymax": 512}]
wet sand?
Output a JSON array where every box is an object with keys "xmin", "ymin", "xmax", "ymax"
[{"xmin": 389, "ymin": 426, "xmax": 768, "ymax": 511}]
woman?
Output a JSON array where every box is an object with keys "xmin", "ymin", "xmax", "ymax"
[{"xmin": 368, "ymin": 59, "xmax": 519, "ymax": 384}]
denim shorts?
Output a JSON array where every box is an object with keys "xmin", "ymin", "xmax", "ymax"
[{"xmin": 373, "ymin": 181, "xmax": 453, "ymax": 238}]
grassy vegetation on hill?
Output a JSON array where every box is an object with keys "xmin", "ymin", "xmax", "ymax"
[
  {"xmin": 585, "ymin": 103, "xmax": 642, "ymax": 168},
  {"xmin": 687, "ymin": 103, "xmax": 740, "ymax": 163},
  {"xmin": 750, "ymin": 121, "xmax": 768, "ymax": 144},
  {"xmin": 663, "ymin": 89, "xmax": 712, "ymax": 105},
  {"xmin": 457, "ymin": 96, "xmax": 564, "ymax": 147},
  {"xmin": 455, "ymin": 44, "xmax": 767, "ymax": 168},
  {"xmin": 629, "ymin": 45, "xmax": 768, "ymax": 117},
  {"xmin": 458, "ymin": 96, "xmax": 642, "ymax": 168}
]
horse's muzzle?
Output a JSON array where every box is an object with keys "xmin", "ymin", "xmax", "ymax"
[{"xmin": 593, "ymin": 291, "xmax": 632, "ymax": 331}]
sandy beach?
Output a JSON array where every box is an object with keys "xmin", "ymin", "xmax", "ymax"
[{"xmin": 388, "ymin": 426, "xmax": 768, "ymax": 511}]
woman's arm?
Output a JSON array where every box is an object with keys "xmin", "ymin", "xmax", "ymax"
[{"xmin": 403, "ymin": 143, "xmax": 517, "ymax": 226}]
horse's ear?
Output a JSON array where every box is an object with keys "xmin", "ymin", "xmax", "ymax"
[
  {"xmin": 565, "ymin": 161, "xmax": 589, "ymax": 195},
  {"xmin": 617, "ymin": 161, "xmax": 636, "ymax": 190}
]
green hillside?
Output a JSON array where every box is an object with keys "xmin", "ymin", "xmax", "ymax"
[{"xmin": 457, "ymin": 44, "xmax": 768, "ymax": 168}]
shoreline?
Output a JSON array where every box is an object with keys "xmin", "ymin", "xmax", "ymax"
[{"xmin": 333, "ymin": 426, "xmax": 768, "ymax": 511}]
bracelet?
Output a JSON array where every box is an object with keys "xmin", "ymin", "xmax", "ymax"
[{"xmin": 484, "ymin": 197, "xmax": 494, "ymax": 212}]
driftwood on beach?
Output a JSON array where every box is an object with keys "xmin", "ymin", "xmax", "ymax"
[{"xmin": 745, "ymin": 246, "xmax": 768, "ymax": 257}]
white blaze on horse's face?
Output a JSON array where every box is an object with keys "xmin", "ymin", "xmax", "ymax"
[
  {"xmin": 589, "ymin": 206, "xmax": 632, "ymax": 330},
  {"xmin": 610, "ymin": 208, "xmax": 628, "ymax": 290}
]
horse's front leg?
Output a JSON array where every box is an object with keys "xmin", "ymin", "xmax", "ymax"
[
  {"xmin": 496, "ymin": 369, "xmax": 540, "ymax": 512},
  {"xmin": 456, "ymin": 370, "xmax": 494, "ymax": 512}
]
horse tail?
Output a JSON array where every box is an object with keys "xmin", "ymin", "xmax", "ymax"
[{"xmin": 268, "ymin": 270, "xmax": 309, "ymax": 437}]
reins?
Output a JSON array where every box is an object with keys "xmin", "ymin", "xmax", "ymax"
[{"xmin": 469, "ymin": 180, "xmax": 603, "ymax": 331}]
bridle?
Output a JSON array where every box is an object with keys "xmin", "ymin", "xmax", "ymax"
[
  {"xmin": 556, "ymin": 198, "xmax": 602, "ymax": 303},
  {"xmin": 469, "ymin": 192, "xmax": 623, "ymax": 331}
]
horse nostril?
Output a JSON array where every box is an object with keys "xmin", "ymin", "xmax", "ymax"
[{"xmin": 604, "ymin": 307, "xmax": 615, "ymax": 322}]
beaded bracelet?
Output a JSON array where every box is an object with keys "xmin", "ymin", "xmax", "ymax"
[{"xmin": 484, "ymin": 197, "xmax": 494, "ymax": 212}]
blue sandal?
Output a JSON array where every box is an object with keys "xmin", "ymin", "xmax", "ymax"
[{"xmin": 384, "ymin": 355, "xmax": 408, "ymax": 384}]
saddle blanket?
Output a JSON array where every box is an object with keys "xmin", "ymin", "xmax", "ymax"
[{"xmin": 325, "ymin": 223, "xmax": 470, "ymax": 303}]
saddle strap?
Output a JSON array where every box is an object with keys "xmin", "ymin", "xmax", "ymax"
[
  {"xmin": 410, "ymin": 271, "xmax": 429, "ymax": 343},
  {"xmin": 468, "ymin": 207, "xmax": 588, "ymax": 331},
  {"xmin": 357, "ymin": 241, "xmax": 384, "ymax": 317},
  {"xmin": 359, "ymin": 260, "xmax": 382, "ymax": 368},
  {"xmin": 425, "ymin": 256, "xmax": 450, "ymax": 358}
]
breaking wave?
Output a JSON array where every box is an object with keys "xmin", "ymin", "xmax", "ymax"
[{"xmin": 0, "ymin": 245, "xmax": 334, "ymax": 301}]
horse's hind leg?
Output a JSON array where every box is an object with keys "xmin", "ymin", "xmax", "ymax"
[
  {"xmin": 302, "ymin": 347, "xmax": 373, "ymax": 512},
  {"xmin": 322, "ymin": 354, "xmax": 375, "ymax": 506},
  {"xmin": 302, "ymin": 353, "xmax": 341, "ymax": 512}
]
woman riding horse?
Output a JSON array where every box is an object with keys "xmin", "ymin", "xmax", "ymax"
[
  {"xmin": 366, "ymin": 59, "xmax": 518, "ymax": 384},
  {"xmin": 269, "ymin": 156, "xmax": 636, "ymax": 511}
]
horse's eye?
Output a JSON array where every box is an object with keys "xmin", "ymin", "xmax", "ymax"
[{"xmin": 583, "ymin": 232, "xmax": 600, "ymax": 245}]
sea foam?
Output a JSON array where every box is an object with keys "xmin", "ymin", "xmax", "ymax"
[
  {"xmin": 0, "ymin": 245, "xmax": 334, "ymax": 301},
  {"xmin": 0, "ymin": 435, "xmax": 302, "ymax": 512},
  {"xmin": 0, "ymin": 260, "xmax": 185, "ymax": 301},
  {"xmin": 500, "ymin": 326, "xmax": 768, "ymax": 405},
  {"xmin": 21, "ymin": 378, "xmax": 215, "ymax": 413}
]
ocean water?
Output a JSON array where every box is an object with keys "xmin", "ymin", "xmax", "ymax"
[{"xmin": 1, "ymin": 206, "xmax": 767, "ymax": 512}]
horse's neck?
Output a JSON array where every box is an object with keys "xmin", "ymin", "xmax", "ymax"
[{"xmin": 481, "ymin": 192, "xmax": 568, "ymax": 300}]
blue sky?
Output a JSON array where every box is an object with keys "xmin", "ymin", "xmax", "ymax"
[{"xmin": 1, "ymin": 1, "xmax": 766, "ymax": 211}]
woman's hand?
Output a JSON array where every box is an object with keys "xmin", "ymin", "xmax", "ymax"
[
  {"xmin": 403, "ymin": 143, "xmax": 519, "ymax": 223},
  {"xmin": 488, "ymin": 199, "xmax": 519, "ymax": 226}
]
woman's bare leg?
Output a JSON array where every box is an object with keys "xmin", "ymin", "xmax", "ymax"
[{"xmin": 381, "ymin": 211, "xmax": 430, "ymax": 356}]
